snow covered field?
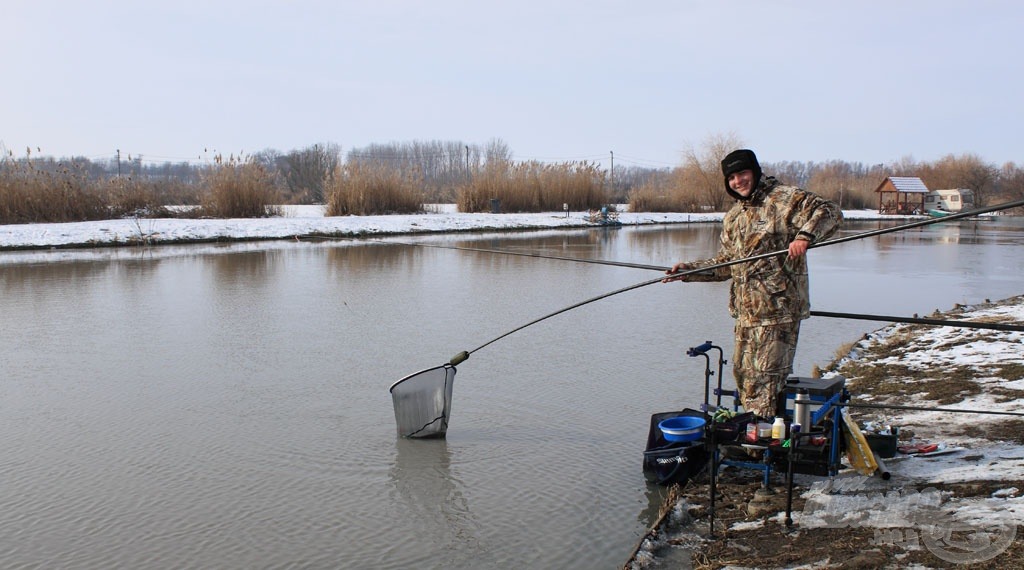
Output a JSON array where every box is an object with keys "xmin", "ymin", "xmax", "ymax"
[{"xmin": 0, "ymin": 205, "xmax": 894, "ymax": 250}]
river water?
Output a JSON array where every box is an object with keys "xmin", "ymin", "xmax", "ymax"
[{"xmin": 1, "ymin": 218, "xmax": 1022, "ymax": 568}]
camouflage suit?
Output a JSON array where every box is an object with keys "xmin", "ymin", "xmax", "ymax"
[{"xmin": 687, "ymin": 176, "xmax": 842, "ymax": 417}]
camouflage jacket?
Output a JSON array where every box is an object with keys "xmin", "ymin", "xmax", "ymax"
[{"xmin": 688, "ymin": 176, "xmax": 843, "ymax": 326}]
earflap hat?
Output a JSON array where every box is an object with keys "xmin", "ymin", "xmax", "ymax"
[{"xmin": 721, "ymin": 149, "xmax": 763, "ymax": 196}]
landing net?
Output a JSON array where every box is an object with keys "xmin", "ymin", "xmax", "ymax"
[{"xmin": 390, "ymin": 364, "xmax": 456, "ymax": 438}]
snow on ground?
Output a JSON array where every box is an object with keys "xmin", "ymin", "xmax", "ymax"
[
  {"xmin": 631, "ymin": 299, "xmax": 1024, "ymax": 568},
  {"xmin": 0, "ymin": 206, "xmax": 893, "ymax": 252},
  {"xmin": 825, "ymin": 299, "xmax": 1024, "ymax": 487},
  {"xmin": 787, "ymin": 298, "xmax": 1024, "ymax": 546}
]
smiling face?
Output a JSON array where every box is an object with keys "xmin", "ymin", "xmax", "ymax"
[{"xmin": 728, "ymin": 169, "xmax": 756, "ymax": 197}]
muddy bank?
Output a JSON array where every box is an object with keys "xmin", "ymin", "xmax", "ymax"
[{"xmin": 627, "ymin": 295, "xmax": 1024, "ymax": 569}]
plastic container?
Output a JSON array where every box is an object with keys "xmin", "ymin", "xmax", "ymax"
[
  {"xmin": 771, "ymin": 417, "xmax": 786, "ymax": 439},
  {"xmin": 658, "ymin": 416, "xmax": 706, "ymax": 442}
]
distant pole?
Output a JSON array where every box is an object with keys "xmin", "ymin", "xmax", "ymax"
[
  {"xmin": 116, "ymin": 149, "xmax": 121, "ymax": 177},
  {"xmin": 609, "ymin": 150, "xmax": 614, "ymax": 202}
]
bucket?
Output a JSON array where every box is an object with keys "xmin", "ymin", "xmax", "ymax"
[{"xmin": 658, "ymin": 416, "xmax": 706, "ymax": 442}]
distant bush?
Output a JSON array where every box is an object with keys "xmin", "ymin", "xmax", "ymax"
[
  {"xmin": 324, "ymin": 162, "xmax": 423, "ymax": 216},
  {"xmin": 198, "ymin": 159, "xmax": 282, "ymax": 218},
  {"xmin": 457, "ymin": 160, "xmax": 606, "ymax": 213}
]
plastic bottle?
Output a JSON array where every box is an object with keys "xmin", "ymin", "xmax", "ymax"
[{"xmin": 772, "ymin": 416, "xmax": 786, "ymax": 439}]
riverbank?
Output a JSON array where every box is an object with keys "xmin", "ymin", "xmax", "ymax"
[
  {"xmin": 627, "ymin": 295, "xmax": 1024, "ymax": 569},
  {"xmin": 0, "ymin": 205, "xmax": 899, "ymax": 251}
]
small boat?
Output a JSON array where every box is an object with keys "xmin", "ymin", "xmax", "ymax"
[{"xmin": 928, "ymin": 208, "xmax": 953, "ymax": 218}]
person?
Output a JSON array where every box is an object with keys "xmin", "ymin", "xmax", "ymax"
[{"xmin": 663, "ymin": 149, "xmax": 842, "ymax": 418}]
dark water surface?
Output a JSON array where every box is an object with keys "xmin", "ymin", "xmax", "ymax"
[{"xmin": 1, "ymin": 218, "xmax": 1022, "ymax": 568}]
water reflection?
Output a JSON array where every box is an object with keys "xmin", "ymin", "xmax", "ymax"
[
  {"xmin": 203, "ymin": 249, "xmax": 284, "ymax": 285},
  {"xmin": 389, "ymin": 438, "xmax": 483, "ymax": 568}
]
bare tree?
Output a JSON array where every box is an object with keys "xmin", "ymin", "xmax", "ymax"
[
  {"xmin": 918, "ymin": 153, "xmax": 997, "ymax": 206},
  {"xmin": 282, "ymin": 142, "xmax": 341, "ymax": 203},
  {"xmin": 678, "ymin": 132, "xmax": 745, "ymax": 211},
  {"xmin": 888, "ymin": 155, "xmax": 921, "ymax": 177},
  {"xmin": 995, "ymin": 162, "xmax": 1024, "ymax": 211},
  {"xmin": 483, "ymin": 138, "xmax": 512, "ymax": 165}
]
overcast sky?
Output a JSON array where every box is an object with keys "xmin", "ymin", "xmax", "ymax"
[{"xmin": 3, "ymin": 1, "xmax": 1022, "ymax": 170}]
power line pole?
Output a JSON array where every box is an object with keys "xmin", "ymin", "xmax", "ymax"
[{"xmin": 609, "ymin": 150, "xmax": 614, "ymax": 201}]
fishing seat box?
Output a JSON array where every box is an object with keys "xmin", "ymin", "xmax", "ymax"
[
  {"xmin": 775, "ymin": 376, "xmax": 847, "ymax": 476},
  {"xmin": 642, "ymin": 409, "xmax": 709, "ymax": 486},
  {"xmin": 781, "ymin": 376, "xmax": 846, "ymax": 424}
]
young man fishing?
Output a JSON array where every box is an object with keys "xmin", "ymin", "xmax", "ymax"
[{"xmin": 663, "ymin": 149, "xmax": 843, "ymax": 418}]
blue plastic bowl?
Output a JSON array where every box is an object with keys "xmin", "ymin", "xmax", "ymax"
[{"xmin": 658, "ymin": 416, "xmax": 706, "ymax": 442}]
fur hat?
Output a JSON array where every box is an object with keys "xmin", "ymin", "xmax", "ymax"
[{"xmin": 721, "ymin": 149, "xmax": 762, "ymax": 196}]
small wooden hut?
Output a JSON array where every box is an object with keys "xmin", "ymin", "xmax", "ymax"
[{"xmin": 875, "ymin": 176, "xmax": 929, "ymax": 215}]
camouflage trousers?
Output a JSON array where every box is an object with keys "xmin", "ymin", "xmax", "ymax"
[{"xmin": 733, "ymin": 321, "xmax": 801, "ymax": 418}]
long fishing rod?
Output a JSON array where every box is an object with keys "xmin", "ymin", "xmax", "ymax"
[
  {"xmin": 808, "ymin": 310, "xmax": 1024, "ymax": 332},
  {"xmin": 381, "ymin": 240, "xmax": 667, "ymax": 271},
  {"xmin": 385, "ymin": 242, "xmax": 1024, "ymax": 333},
  {"xmin": 452, "ymin": 197, "xmax": 1024, "ymax": 362},
  {"xmin": 387, "ymin": 196, "xmax": 1023, "ymax": 275},
  {"xmin": 390, "ymin": 197, "xmax": 1024, "ymax": 437},
  {"xmin": 842, "ymin": 402, "xmax": 1024, "ymax": 418}
]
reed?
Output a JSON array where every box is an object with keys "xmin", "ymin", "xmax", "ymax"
[
  {"xmin": 627, "ymin": 159, "xmax": 732, "ymax": 213},
  {"xmin": 628, "ymin": 176, "xmax": 703, "ymax": 212},
  {"xmin": 198, "ymin": 158, "xmax": 282, "ymax": 218},
  {"xmin": 457, "ymin": 160, "xmax": 606, "ymax": 213},
  {"xmin": 105, "ymin": 177, "xmax": 177, "ymax": 218},
  {"xmin": 0, "ymin": 154, "xmax": 109, "ymax": 223},
  {"xmin": 324, "ymin": 162, "xmax": 423, "ymax": 216}
]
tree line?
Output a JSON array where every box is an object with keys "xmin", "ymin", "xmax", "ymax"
[
  {"xmin": 625, "ymin": 134, "xmax": 1023, "ymax": 213},
  {"xmin": 2, "ymin": 135, "xmax": 1023, "ymax": 224}
]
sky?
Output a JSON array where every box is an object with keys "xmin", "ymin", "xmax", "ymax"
[{"xmin": 3, "ymin": 1, "xmax": 1023, "ymax": 170}]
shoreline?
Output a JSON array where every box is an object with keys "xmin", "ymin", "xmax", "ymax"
[
  {"xmin": 0, "ymin": 206, "xmax": 916, "ymax": 252},
  {"xmin": 627, "ymin": 295, "xmax": 1024, "ymax": 569}
]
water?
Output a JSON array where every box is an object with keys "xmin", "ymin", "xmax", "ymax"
[{"xmin": 1, "ymin": 218, "xmax": 1022, "ymax": 568}]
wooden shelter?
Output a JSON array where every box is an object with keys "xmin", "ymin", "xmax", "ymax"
[{"xmin": 875, "ymin": 176, "xmax": 929, "ymax": 215}]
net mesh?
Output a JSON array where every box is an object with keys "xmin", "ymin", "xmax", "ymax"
[{"xmin": 390, "ymin": 364, "xmax": 456, "ymax": 438}]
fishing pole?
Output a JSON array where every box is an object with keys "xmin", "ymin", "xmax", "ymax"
[
  {"xmin": 377, "ymin": 243, "xmax": 1024, "ymax": 332},
  {"xmin": 455, "ymin": 197, "xmax": 1024, "ymax": 362},
  {"xmin": 386, "ymin": 200, "xmax": 1024, "ymax": 341},
  {"xmin": 377, "ymin": 240, "xmax": 667, "ymax": 272},
  {"xmin": 808, "ymin": 311, "xmax": 1024, "ymax": 332},
  {"xmin": 842, "ymin": 402, "xmax": 1024, "ymax": 418},
  {"xmin": 383, "ymin": 196, "xmax": 1024, "ymax": 280},
  {"xmin": 389, "ymin": 197, "xmax": 1024, "ymax": 437}
]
